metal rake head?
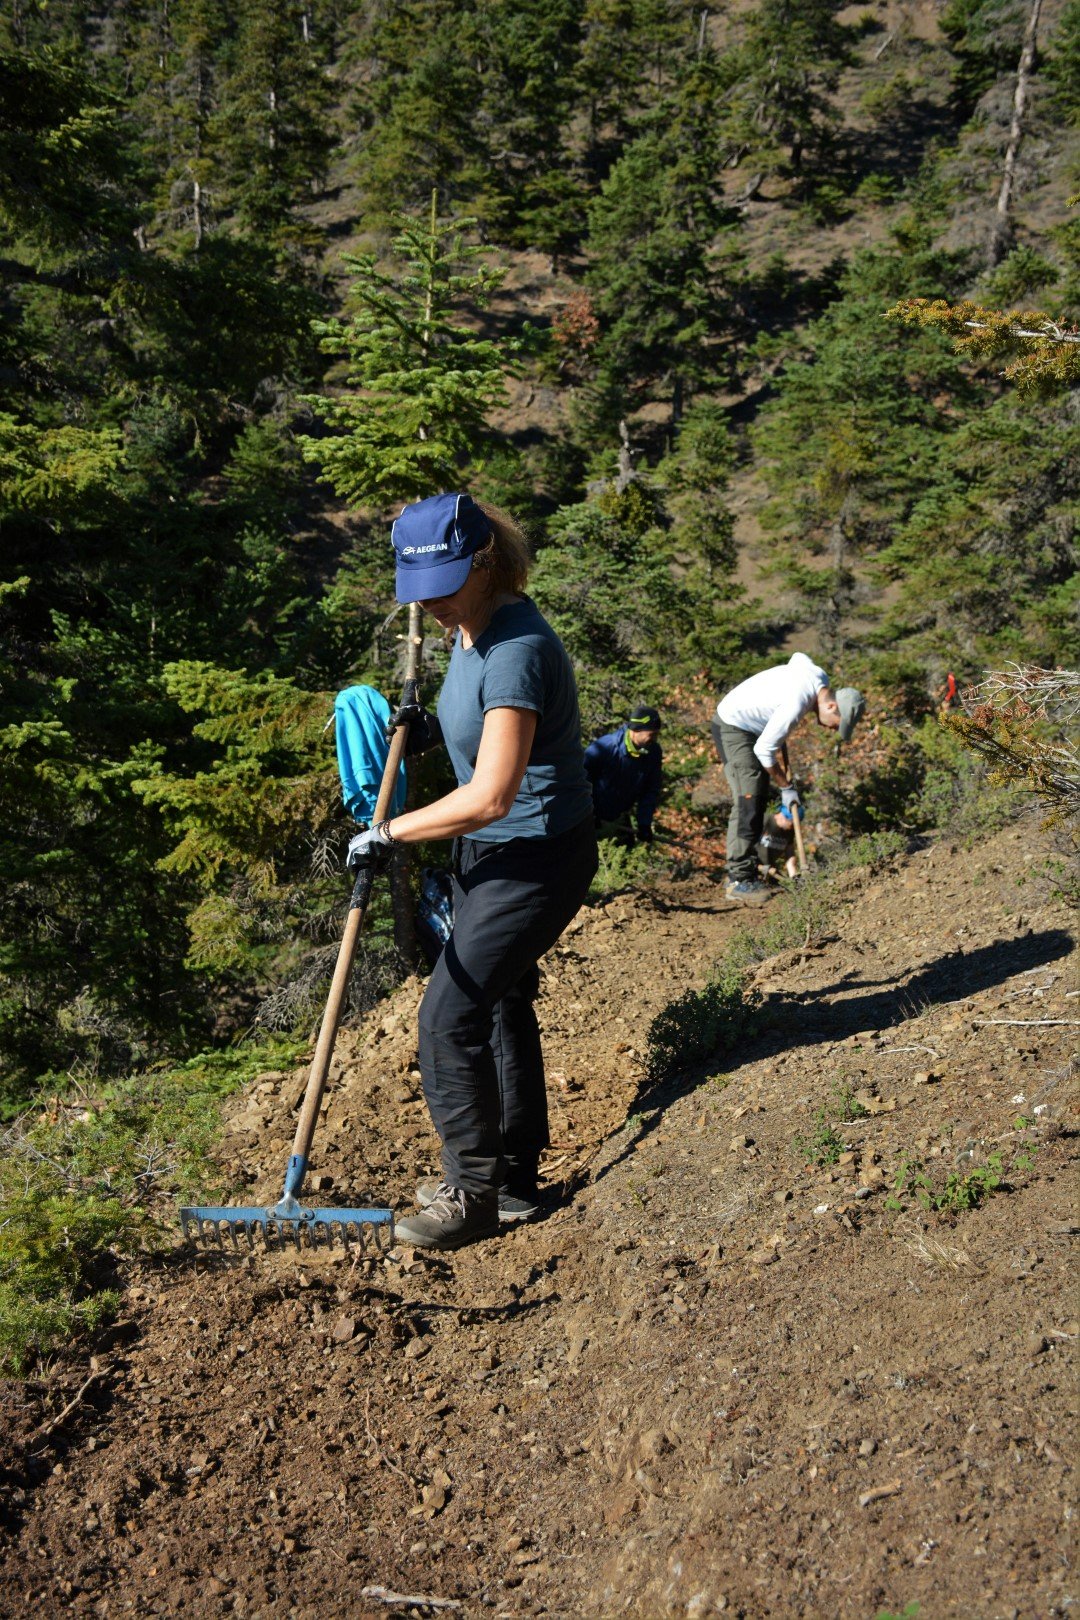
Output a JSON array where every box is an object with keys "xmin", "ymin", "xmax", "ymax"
[{"xmin": 179, "ymin": 1201, "xmax": 394, "ymax": 1254}]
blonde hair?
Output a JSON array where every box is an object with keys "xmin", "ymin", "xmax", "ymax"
[{"xmin": 471, "ymin": 500, "xmax": 532, "ymax": 595}]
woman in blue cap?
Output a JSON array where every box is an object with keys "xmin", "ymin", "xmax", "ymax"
[{"xmin": 347, "ymin": 492, "xmax": 598, "ymax": 1248}]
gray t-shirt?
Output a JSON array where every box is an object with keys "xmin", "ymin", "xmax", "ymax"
[{"xmin": 436, "ymin": 596, "xmax": 593, "ymax": 842}]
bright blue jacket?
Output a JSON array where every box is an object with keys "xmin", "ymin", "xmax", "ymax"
[{"xmin": 583, "ymin": 726, "xmax": 662, "ymax": 837}]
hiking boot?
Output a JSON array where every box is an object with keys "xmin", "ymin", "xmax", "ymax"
[
  {"xmin": 394, "ymin": 1183, "xmax": 499, "ymax": 1249},
  {"xmin": 724, "ymin": 878, "xmax": 772, "ymax": 904},
  {"xmin": 415, "ymin": 1177, "xmax": 540, "ymax": 1224}
]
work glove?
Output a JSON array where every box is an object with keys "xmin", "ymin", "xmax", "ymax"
[
  {"xmin": 385, "ymin": 701, "xmax": 442, "ymax": 757},
  {"xmin": 780, "ymin": 785, "xmax": 801, "ymax": 813},
  {"xmin": 346, "ymin": 821, "xmax": 393, "ymax": 872}
]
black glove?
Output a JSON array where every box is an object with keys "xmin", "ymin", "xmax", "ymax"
[{"xmin": 385, "ymin": 701, "xmax": 442, "ymax": 757}]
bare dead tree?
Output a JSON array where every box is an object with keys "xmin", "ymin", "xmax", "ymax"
[{"xmin": 988, "ymin": 0, "xmax": 1043, "ymax": 268}]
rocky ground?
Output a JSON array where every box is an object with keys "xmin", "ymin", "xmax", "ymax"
[{"xmin": 0, "ymin": 818, "xmax": 1076, "ymax": 1619}]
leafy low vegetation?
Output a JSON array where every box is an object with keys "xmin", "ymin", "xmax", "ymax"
[{"xmin": 0, "ymin": 1039, "xmax": 306, "ymax": 1372}]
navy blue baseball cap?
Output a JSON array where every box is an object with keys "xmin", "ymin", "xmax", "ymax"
[{"xmin": 391, "ymin": 492, "xmax": 491, "ymax": 603}]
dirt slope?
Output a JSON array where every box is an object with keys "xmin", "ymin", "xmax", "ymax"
[{"xmin": 1, "ymin": 822, "xmax": 1076, "ymax": 1619}]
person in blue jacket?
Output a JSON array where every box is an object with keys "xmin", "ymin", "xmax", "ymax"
[{"xmin": 583, "ymin": 705, "xmax": 663, "ymax": 844}]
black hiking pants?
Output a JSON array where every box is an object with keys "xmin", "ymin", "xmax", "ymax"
[
  {"xmin": 417, "ymin": 816, "xmax": 598, "ymax": 1196},
  {"xmin": 712, "ymin": 718, "xmax": 770, "ymax": 883}
]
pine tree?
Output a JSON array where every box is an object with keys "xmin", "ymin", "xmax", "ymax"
[
  {"xmin": 582, "ymin": 49, "xmax": 742, "ymax": 440},
  {"xmin": 349, "ymin": 0, "xmax": 489, "ymax": 222},
  {"xmin": 722, "ymin": 0, "xmax": 853, "ymax": 176},
  {"xmin": 471, "ymin": 0, "xmax": 585, "ymax": 248},
  {"xmin": 132, "ymin": 0, "xmax": 226, "ymax": 248},
  {"xmin": 939, "ymin": 0, "xmax": 1029, "ymax": 113},
  {"xmin": 214, "ymin": 0, "xmax": 334, "ymax": 251},
  {"xmin": 0, "ymin": 44, "xmax": 331, "ymax": 1098},
  {"xmin": 299, "ymin": 194, "xmax": 515, "ymax": 503},
  {"xmin": 751, "ymin": 233, "xmax": 978, "ymax": 661}
]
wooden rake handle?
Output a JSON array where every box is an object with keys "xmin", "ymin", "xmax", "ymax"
[
  {"xmin": 288, "ymin": 604, "xmax": 423, "ymax": 1183},
  {"xmin": 791, "ymin": 807, "xmax": 808, "ymax": 875}
]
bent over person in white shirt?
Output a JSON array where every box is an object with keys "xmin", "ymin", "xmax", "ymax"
[{"xmin": 711, "ymin": 652, "xmax": 865, "ymax": 903}]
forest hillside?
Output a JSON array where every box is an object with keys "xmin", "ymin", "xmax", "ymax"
[
  {"xmin": 2, "ymin": 0, "xmax": 1077, "ymax": 1105},
  {"xmin": 1, "ymin": 3, "xmax": 1078, "ymax": 1615}
]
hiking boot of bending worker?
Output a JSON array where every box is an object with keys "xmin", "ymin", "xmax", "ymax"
[
  {"xmin": 394, "ymin": 1183, "xmax": 499, "ymax": 1249},
  {"xmin": 724, "ymin": 878, "xmax": 772, "ymax": 904},
  {"xmin": 415, "ymin": 1177, "xmax": 541, "ymax": 1223}
]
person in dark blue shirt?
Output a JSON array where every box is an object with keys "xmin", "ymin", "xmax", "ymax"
[{"xmin": 584, "ymin": 705, "xmax": 663, "ymax": 844}]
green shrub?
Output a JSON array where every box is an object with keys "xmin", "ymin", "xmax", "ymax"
[
  {"xmin": 645, "ymin": 961, "xmax": 758, "ymax": 1080},
  {"xmin": 859, "ymin": 73, "xmax": 917, "ymax": 122},
  {"xmin": 0, "ymin": 1178, "xmax": 134, "ymax": 1374},
  {"xmin": 0, "ymin": 1036, "xmax": 306, "ymax": 1372},
  {"xmin": 854, "ymin": 172, "xmax": 900, "ymax": 205},
  {"xmin": 793, "ymin": 1105, "xmax": 846, "ymax": 1165},
  {"xmin": 801, "ymin": 181, "xmax": 853, "ymax": 226},
  {"xmin": 885, "ymin": 1150, "xmax": 1005, "ymax": 1213},
  {"xmin": 590, "ymin": 835, "xmax": 663, "ymax": 897}
]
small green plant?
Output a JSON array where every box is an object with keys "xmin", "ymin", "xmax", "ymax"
[
  {"xmin": 793, "ymin": 1105, "xmax": 846, "ymax": 1166},
  {"xmin": 937, "ymin": 1153, "xmax": 1004, "ymax": 1212},
  {"xmin": 886, "ymin": 1150, "xmax": 1005, "ymax": 1213},
  {"xmin": 885, "ymin": 1154, "xmax": 935, "ymax": 1211},
  {"xmin": 854, "ymin": 171, "xmax": 899, "ymax": 205},
  {"xmin": 875, "ymin": 1604, "xmax": 920, "ymax": 1620},
  {"xmin": 0, "ymin": 1035, "xmax": 307, "ymax": 1373},
  {"xmin": 832, "ymin": 1080, "xmax": 869, "ymax": 1122},
  {"xmin": 590, "ymin": 835, "xmax": 661, "ymax": 897},
  {"xmin": 859, "ymin": 71, "xmax": 916, "ymax": 121}
]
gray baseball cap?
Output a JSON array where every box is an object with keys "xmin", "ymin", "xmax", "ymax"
[{"xmin": 836, "ymin": 687, "xmax": 865, "ymax": 742}]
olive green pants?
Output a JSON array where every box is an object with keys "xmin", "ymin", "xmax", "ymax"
[{"xmin": 712, "ymin": 720, "xmax": 770, "ymax": 883}]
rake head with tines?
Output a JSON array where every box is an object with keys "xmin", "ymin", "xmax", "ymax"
[
  {"xmin": 180, "ymin": 1169, "xmax": 394, "ymax": 1252},
  {"xmin": 178, "ymin": 862, "xmax": 398, "ymax": 1255}
]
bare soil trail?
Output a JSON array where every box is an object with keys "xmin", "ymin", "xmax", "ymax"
[{"xmin": 1, "ymin": 823, "xmax": 1075, "ymax": 1620}]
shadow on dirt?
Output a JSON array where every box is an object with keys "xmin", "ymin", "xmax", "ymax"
[
  {"xmin": 584, "ymin": 928, "xmax": 1074, "ymax": 1191},
  {"xmin": 766, "ymin": 928, "xmax": 1074, "ymax": 1045}
]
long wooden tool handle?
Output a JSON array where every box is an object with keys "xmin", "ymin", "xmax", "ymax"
[
  {"xmin": 780, "ymin": 740, "xmax": 808, "ymax": 876},
  {"xmin": 791, "ymin": 805, "xmax": 808, "ymax": 875},
  {"xmin": 288, "ymin": 605, "xmax": 424, "ymax": 1183}
]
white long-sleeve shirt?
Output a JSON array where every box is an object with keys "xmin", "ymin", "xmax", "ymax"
[{"xmin": 716, "ymin": 652, "xmax": 828, "ymax": 769}]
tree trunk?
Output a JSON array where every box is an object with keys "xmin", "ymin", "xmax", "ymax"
[
  {"xmin": 390, "ymin": 602, "xmax": 425, "ymax": 965},
  {"xmin": 988, "ymin": 0, "xmax": 1043, "ymax": 268},
  {"xmin": 389, "ymin": 844, "xmax": 417, "ymax": 965}
]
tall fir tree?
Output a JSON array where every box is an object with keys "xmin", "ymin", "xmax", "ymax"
[
  {"xmin": 582, "ymin": 48, "xmax": 743, "ymax": 442},
  {"xmin": 721, "ymin": 0, "xmax": 853, "ymax": 175},
  {"xmin": 214, "ymin": 0, "xmax": 334, "ymax": 251},
  {"xmin": 299, "ymin": 194, "xmax": 515, "ymax": 503}
]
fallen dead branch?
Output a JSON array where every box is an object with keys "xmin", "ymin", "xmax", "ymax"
[
  {"xmin": 361, "ymin": 1587, "xmax": 462, "ymax": 1612},
  {"xmin": 972, "ymin": 1019, "xmax": 1080, "ymax": 1027},
  {"xmin": 858, "ymin": 1479, "xmax": 902, "ymax": 1508},
  {"xmin": 31, "ymin": 1364, "xmax": 111, "ymax": 1445}
]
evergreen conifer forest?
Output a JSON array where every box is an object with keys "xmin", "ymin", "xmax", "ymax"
[{"xmin": 1, "ymin": 0, "xmax": 1077, "ymax": 1110}]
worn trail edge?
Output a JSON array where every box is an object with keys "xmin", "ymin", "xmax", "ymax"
[{"xmin": 1, "ymin": 821, "xmax": 1076, "ymax": 1619}]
